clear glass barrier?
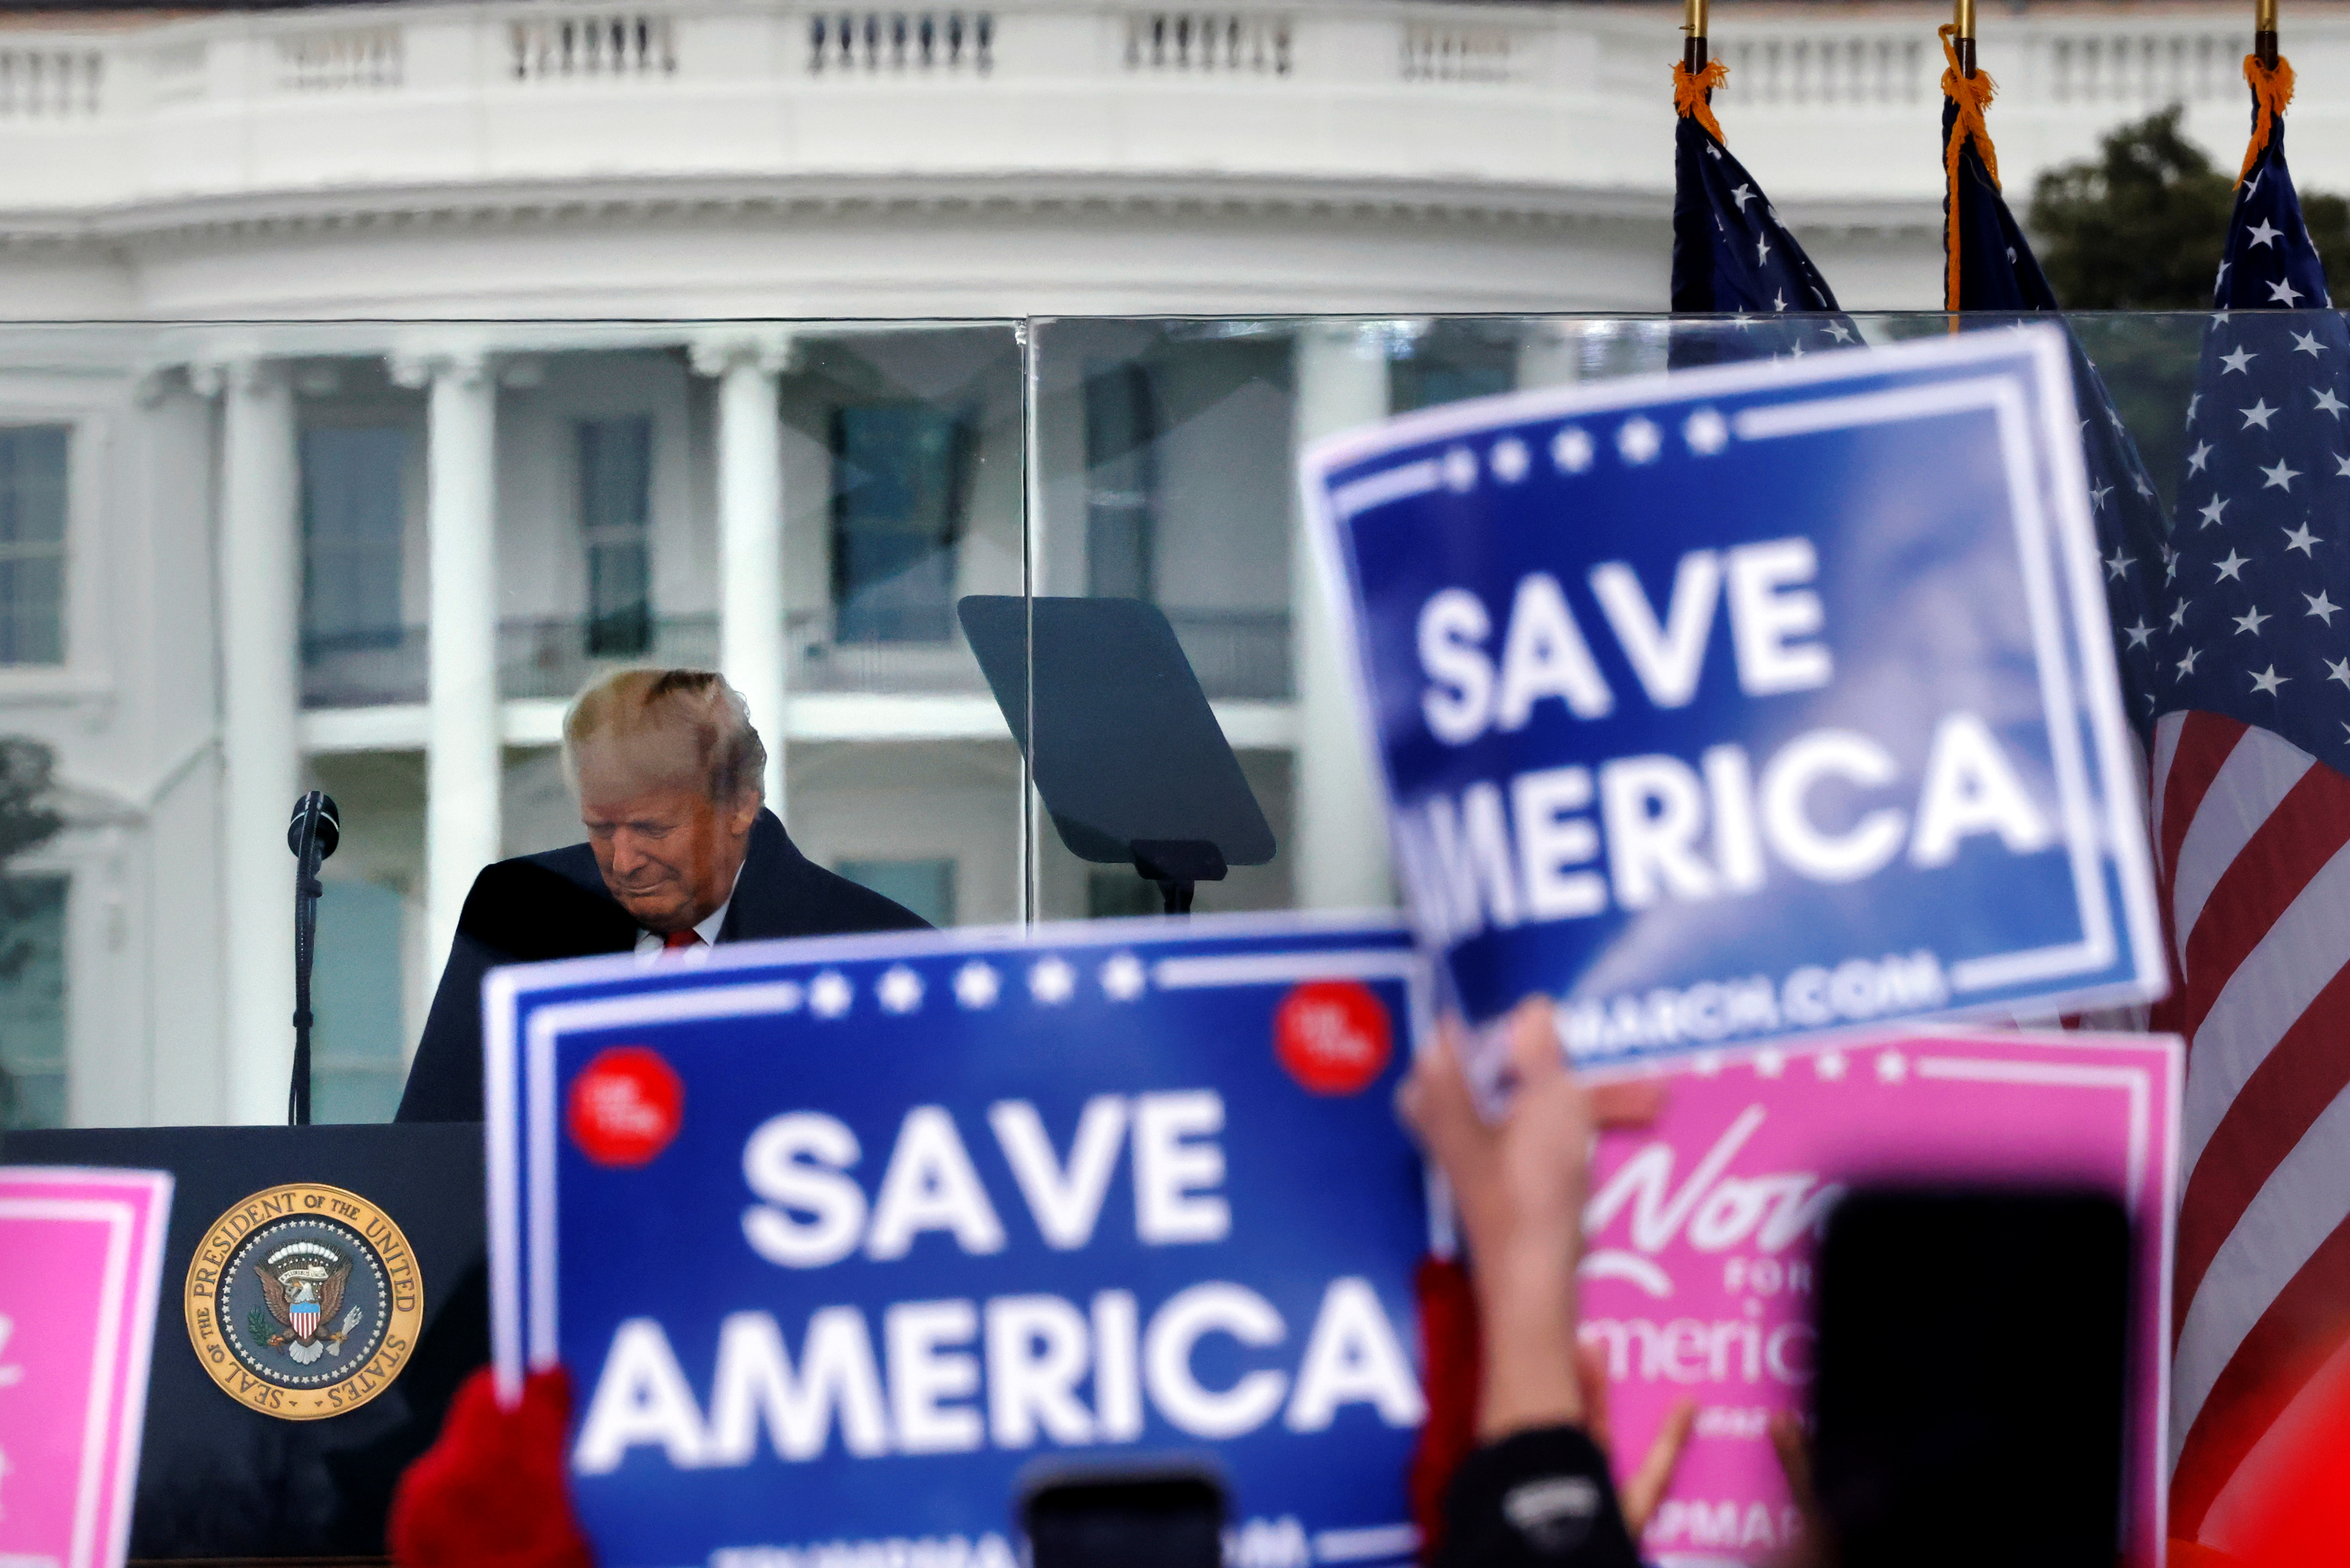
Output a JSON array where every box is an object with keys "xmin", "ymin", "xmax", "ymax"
[{"xmin": 0, "ymin": 310, "xmax": 2278, "ymax": 1126}]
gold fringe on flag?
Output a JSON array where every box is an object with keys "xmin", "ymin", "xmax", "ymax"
[
  {"xmin": 1673, "ymin": 57, "xmax": 1729, "ymax": 146},
  {"xmin": 2236, "ymin": 52, "xmax": 2296, "ymax": 188},
  {"xmin": 1939, "ymin": 22, "xmax": 2000, "ymax": 313}
]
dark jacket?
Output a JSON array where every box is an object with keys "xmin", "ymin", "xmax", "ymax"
[{"xmin": 394, "ymin": 809, "xmax": 929, "ymax": 1122}]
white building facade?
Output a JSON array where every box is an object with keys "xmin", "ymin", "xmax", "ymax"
[{"xmin": 0, "ymin": 0, "xmax": 2338, "ymax": 1129}]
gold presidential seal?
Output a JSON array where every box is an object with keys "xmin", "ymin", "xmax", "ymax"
[{"xmin": 184, "ymin": 1182, "xmax": 424, "ymax": 1420}]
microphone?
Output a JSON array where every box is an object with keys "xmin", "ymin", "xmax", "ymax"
[
  {"xmin": 287, "ymin": 791, "xmax": 341, "ymax": 1126},
  {"xmin": 287, "ymin": 792, "xmax": 341, "ymax": 862}
]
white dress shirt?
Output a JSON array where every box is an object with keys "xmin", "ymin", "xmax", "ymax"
[{"xmin": 633, "ymin": 864, "xmax": 743, "ymax": 956}]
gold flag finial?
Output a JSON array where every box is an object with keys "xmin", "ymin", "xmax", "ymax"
[
  {"xmin": 1954, "ymin": 0, "xmax": 1977, "ymax": 75},
  {"xmin": 1684, "ymin": 0, "xmax": 1709, "ymax": 72},
  {"xmin": 2257, "ymin": 0, "xmax": 2279, "ymax": 67}
]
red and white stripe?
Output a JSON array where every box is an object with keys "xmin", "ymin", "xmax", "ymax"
[{"xmin": 2152, "ymin": 709, "xmax": 2350, "ymax": 1540}]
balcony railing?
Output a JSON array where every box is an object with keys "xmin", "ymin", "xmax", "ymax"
[
  {"xmin": 300, "ymin": 603, "xmax": 1292, "ymax": 712},
  {"xmin": 0, "ymin": 0, "xmax": 2335, "ymax": 217}
]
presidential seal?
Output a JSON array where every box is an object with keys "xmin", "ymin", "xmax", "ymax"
[{"xmin": 183, "ymin": 1182, "xmax": 424, "ymax": 1420}]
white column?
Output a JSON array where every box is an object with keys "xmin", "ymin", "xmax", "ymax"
[
  {"xmin": 1289, "ymin": 325, "xmax": 1395, "ymax": 911},
  {"xmin": 212, "ymin": 360, "xmax": 301, "ymax": 1126},
  {"xmin": 1516, "ymin": 322, "xmax": 1584, "ymax": 390},
  {"xmin": 693, "ymin": 333, "xmax": 792, "ymax": 814},
  {"xmin": 397, "ymin": 353, "xmax": 502, "ymax": 974}
]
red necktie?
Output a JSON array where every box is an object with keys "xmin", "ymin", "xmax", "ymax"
[{"xmin": 661, "ymin": 929, "xmax": 705, "ymax": 951}]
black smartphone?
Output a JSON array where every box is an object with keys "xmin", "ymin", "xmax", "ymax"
[
  {"xmin": 1019, "ymin": 1465, "xmax": 1228, "ymax": 1568},
  {"xmin": 1811, "ymin": 1186, "xmax": 2131, "ymax": 1568}
]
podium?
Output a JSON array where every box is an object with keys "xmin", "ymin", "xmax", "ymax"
[{"xmin": 3, "ymin": 1122, "xmax": 486, "ymax": 1558}]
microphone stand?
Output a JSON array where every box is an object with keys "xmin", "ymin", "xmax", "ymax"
[{"xmin": 287, "ymin": 791, "xmax": 341, "ymax": 1126}]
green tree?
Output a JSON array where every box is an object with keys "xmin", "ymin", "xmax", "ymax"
[
  {"xmin": 0, "ymin": 738, "xmax": 61, "ymax": 1130},
  {"xmin": 2030, "ymin": 104, "xmax": 2350, "ymax": 307}
]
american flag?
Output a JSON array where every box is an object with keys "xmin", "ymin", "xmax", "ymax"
[
  {"xmin": 1669, "ymin": 58, "xmax": 1853, "ymax": 362},
  {"xmin": 1939, "ymin": 35, "xmax": 2169, "ymax": 729},
  {"xmin": 2136, "ymin": 65, "xmax": 2350, "ymax": 1544}
]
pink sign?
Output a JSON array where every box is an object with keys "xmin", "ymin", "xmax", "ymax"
[
  {"xmin": 1580, "ymin": 1029, "xmax": 2178, "ymax": 1568},
  {"xmin": 0, "ymin": 1167, "xmax": 173, "ymax": 1568}
]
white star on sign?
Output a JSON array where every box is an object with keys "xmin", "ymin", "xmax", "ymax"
[
  {"xmin": 2329, "ymin": 657, "xmax": 2350, "ymax": 690},
  {"xmin": 953, "ymin": 960, "xmax": 1001, "ymax": 1009},
  {"xmin": 1489, "ymin": 436, "xmax": 1530, "ymax": 484},
  {"xmin": 1685, "ymin": 408, "xmax": 1730, "ymax": 455},
  {"xmin": 1552, "ymin": 426, "xmax": 1594, "ymax": 474},
  {"xmin": 2169, "ymin": 600, "xmax": 2190, "ymax": 630},
  {"xmin": 2177, "ymin": 646, "xmax": 2203, "ymax": 675},
  {"xmin": 1100, "ymin": 952, "xmax": 1147, "ymax": 1001},
  {"xmin": 1755, "ymin": 1047, "xmax": 1785, "ymax": 1078},
  {"xmin": 2308, "ymin": 590, "xmax": 2341, "ymax": 624},
  {"xmin": 2252, "ymin": 664, "xmax": 2290, "ymax": 696},
  {"xmin": 2248, "ymin": 217, "xmax": 2282, "ymax": 247},
  {"xmin": 2199, "ymin": 495, "xmax": 2229, "ymax": 528},
  {"xmin": 1731, "ymin": 183, "xmax": 1755, "ymax": 209},
  {"xmin": 809, "ymin": 970, "xmax": 854, "ymax": 1019},
  {"xmin": 1616, "ymin": 417, "xmax": 1662, "ymax": 465},
  {"xmin": 1814, "ymin": 1049, "xmax": 1848, "ymax": 1081},
  {"xmin": 2216, "ymin": 550, "xmax": 2251, "ymax": 581},
  {"xmin": 2222, "ymin": 346, "xmax": 2257, "ymax": 375},
  {"xmin": 2317, "ymin": 388, "xmax": 2348, "ymax": 417},
  {"xmin": 2124, "ymin": 619, "xmax": 2155, "ymax": 649},
  {"xmin": 2235, "ymin": 605, "xmax": 2272, "ymax": 636},
  {"xmin": 2286, "ymin": 522, "xmax": 2323, "ymax": 555},
  {"xmin": 1875, "ymin": 1051, "xmax": 1909, "ymax": 1084},
  {"xmin": 2264, "ymin": 459, "xmax": 2303, "ymax": 491},
  {"xmin": 2295, "ymin": 330, "xmax": 2327, "ymax": 357},
  {"xmin": 2244, "ymin": 400, "xmax": 2280, "ymax": 430},
  {"xmin": 1442, "ymin": 446, "xmax": 1479, "ymax": 492},
  {"xmin": 1029, "ymin": 956, "xmax": 1076, "ymax": 1004},
  {"xmin": 2104, "ymin": 546, "xmax": 2133, "ymax": 580},
  {"xmin": 2270, "ymin": 279, "xmax": 2307, "ymax": 307},
  {"xmin": 2188, "ymin": 441, "xmax": 2214, "ymax": 474},
  {"xmin": 877, "ymin": 964, "xmax": 925, "ymax": 1015}
]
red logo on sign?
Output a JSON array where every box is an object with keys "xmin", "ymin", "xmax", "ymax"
[
  {"xmin": 1274, "ymin": 981, "xmax": 1393, "ymax": 1096},
  {"xmin": 568, "ymin": 1046, "xmax": 685, "ymax": 1167}
]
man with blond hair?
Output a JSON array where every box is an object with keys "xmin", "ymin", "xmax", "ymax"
[{"xmin": 395, "ymin": 668, "xmax": 927, "ymax": 1122}]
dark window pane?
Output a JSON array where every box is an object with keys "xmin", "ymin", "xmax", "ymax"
[
  {"xmin": 311, "ymin": 880, "xmax": 409, "ymax": 1126},
  {"xmin": 0, "ymin": 426, "xmax": 69, "ymax": 667},
  {"xmin": 580, "ymin": 417, "xmax": 653, "ymax": 656},
  {"xmin": 0, "ymin": 873, "xmax": 67, "ymax": 1130},
  {"xmin": 301, "ymin": 426, "xmax": 408, "ymax": 659},
  {"xmin": 1083, "ymin": 364, "xmax": 1158, "ymax": 601},
  {"xmin": 830, "ymin": 403, "xmax": 969, "ymax": 644},
  {"xmin": 836, "ymin": 857, "xmax": 955, "ymax": 927}
]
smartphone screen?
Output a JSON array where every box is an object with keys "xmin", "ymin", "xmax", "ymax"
[
  {"xmin": 1021, "ymin": 1470, "xmax": 1226, "ymax": 1568},
  {"xmin": 1811, "ymin": 1187, "xmax": 2131, "ymax": 1568}
]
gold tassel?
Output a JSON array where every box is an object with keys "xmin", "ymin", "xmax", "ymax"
[
  {"xmin": 1939, "ymin": 23, "xmax": 2001, "ymax": 312},
  {"xmin": 1673, "ymin": 57, "xmax": 1729, "ymax": 147},
  {"xmin": 2237, "ymin": 53, "xmax": 2296, "ymax": 188}
]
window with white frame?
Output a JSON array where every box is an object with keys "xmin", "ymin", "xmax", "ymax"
[
  {"xmin": 310, "ymin": 880, "xmax": 409, "ymax": 1124},
  {"xmin": 0, "ymin": 873, "xmax": 67, "ymax": 1129},
  {"xmin": 835, "ymin": 857, "xmax": 955, "ymax": 927},
  {"xmin": 0, "ymin": 426, "xmax": 69, "ymax": 666},
  {"xmin": 579, "ymin": 417, "xmax": 653, "ymax": 657},
  {"xmin": 830, "ymin": 403, "xmax": 970, "ymax": 643}
]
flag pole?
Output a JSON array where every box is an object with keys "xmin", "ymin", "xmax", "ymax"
[
  {"xmin": 1684, "ymin": 0, "xmax": 1708, "ymax": 74},
  {"xmin": 1954, "ymin": 0, "xmax": 1976, "ymax": 77},
  {"xmin": 2255, "ymin": 0, "xmax": 2278, "ymax": 68}
]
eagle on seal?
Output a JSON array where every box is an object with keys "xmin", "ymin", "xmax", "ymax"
[{"xmin": 255, "ymin": 1241, "xmax": 354, "ymax": 1366}]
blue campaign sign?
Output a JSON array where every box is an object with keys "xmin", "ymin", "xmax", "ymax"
[
  {"xmin": 1301, "ymin": 326, "xmax": 2163, "ymax": 1068},
  {"xmin": 486, "ymin": 914, "xmax": 1433, "ymax": 1568}
]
